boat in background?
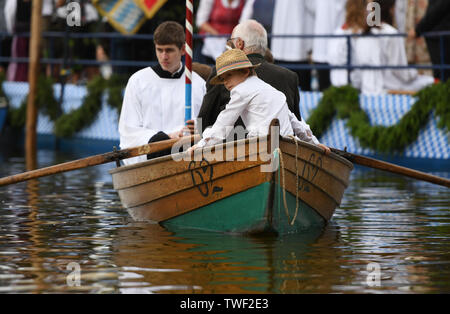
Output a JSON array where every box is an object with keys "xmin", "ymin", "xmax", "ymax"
[
  {"xmin": 110, "ymin": 133, "xmax": 353, "ymax": 235},
  {"xmin": 2, "ymin": 82, "xmax": 448, "ymax": 170}
]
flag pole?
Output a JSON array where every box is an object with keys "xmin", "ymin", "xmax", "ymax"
[{"xmin": 185, "ymin": 0, "xmax": 193, "ymax": 124}]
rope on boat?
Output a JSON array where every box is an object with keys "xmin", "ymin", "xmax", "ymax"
[{"xmin": 274, "ymin": 136, "xmax": 300, "ymax": 226}]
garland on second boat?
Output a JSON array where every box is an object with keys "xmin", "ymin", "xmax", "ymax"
[
  {"xmin": 1, "ymin": 75, "xmax": 449, "ymax": 153},
  {"xmin": 307, "ymin": 81, "xmax": 450, "ymax": 153}
]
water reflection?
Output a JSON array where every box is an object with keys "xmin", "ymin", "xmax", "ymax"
[
  {"xmin": 113, "ymin": 224, "xmax": 333, "ymax": 294},
  {"xmin": 0, "ymin": 151, "xmax": 449, "ymax": 293}
]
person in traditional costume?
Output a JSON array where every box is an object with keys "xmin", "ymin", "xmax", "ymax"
[
  {"xmin": 189, "ymin": 49, "xmax": 329, "ymax": 154},
  {"xmin": 196, "ymin": 0, "xmax": 246, "ymax": 64},
  {"xmin": 328, "ymin": 0, "xmax": 434, "ymax": 94},
  {"xmin": 118, "ymin": 21, "xmax": 206, "ymax": 165},
  {"xmin": 197, "ymin": 19, "xmax": 300, "ymax": 137},
  {"xmin": 327, "ymin": 0, "xmax": 382, "ymax": 94},
  {"xmin": 373, "ymin": 0, "xmax": 434, "ymax": 92}
]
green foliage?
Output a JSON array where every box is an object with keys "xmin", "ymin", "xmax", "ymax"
[
  {"xmin": 1, "ymin": 72, "xmax": 449, "ymax": 153},
  {"xmin": 54, "ymin": 76, "xmax": 106, "ymax": 137},
  {"xmin": 306, "ymin": 81, "xmax": 450, "ymax": 153},
  {"xmin": 106, "ymin": 74, "xmax": 127, "ymax": 114},
  {"xmin": 6, "ymin": 75, "xmax": 61, "ymax": 128},
  {"xmin": 1, "ymin": 74, "xmax": 126, "ymax": 137}
]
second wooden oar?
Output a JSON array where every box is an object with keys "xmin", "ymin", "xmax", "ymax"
[
  {"xmin": 0, "ymin": 135, "xmax": 199, "ymax": 187},
  {"xmin": 331, "ymin": 148, "xmax": 450, "ymax": 188}
]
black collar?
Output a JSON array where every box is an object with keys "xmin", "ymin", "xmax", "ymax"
[
  {"xmin": 247, "ymin": 53, "xmax": 265, "ymax": 64},
  {"xmin": 152, "ymin": 63, "xmax": 185, "ymax": 79}
]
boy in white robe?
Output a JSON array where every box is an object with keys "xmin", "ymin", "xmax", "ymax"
[
  {"xmin": 189, "ymin": 49, "xmax": 329, "ymax": 154},
  {"xmin": 119, "ymin": 21, "xmax": 206, "ymax": 165}
]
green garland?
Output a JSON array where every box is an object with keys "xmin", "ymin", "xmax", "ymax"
[
  {"xmin": 1, "ymin": 74, "xmax": 449, "ymax": 153},
  {"xmin": 53, "ymin": 76, "xmax": 105, "ymax": 137},
  {"xmin": 6, "ymin": 75, "xmax": 61, "ymax": 128},
  {"xmin": 307, "ymin": 81, "xmax": 450, "ymax": 153},
  {"xmin": 53, "ymin": 75, "xmax": 125, "ymax": 137},
  {"xmin": 1, "ymin": 74, "xmax": 125, "ymax": 137}
]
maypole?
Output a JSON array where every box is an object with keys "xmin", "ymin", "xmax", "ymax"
[{"xmin": 185, "ymin": 0, "xmax": 193, "ymax": 123}]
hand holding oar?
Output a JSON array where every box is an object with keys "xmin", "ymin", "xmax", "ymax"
[
  {"xmin": 331, "ymin": 148, "xmax": 450, "ymax": 188},
  {"xmin": 0, "ymin": 135, "xmax": 199, "ymax": 187}
]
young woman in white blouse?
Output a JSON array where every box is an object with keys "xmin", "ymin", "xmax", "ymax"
[{"xmin": 327, "ymin": 0, "xmax": 434, "ymax": 94}]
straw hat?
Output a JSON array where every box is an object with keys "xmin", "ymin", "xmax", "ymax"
[{"xmin": 210, "ymin": 49, "xmax": 260, "ymax": 85}]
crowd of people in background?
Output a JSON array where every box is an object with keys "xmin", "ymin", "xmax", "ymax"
[{"xmin": 0, "ymin": 0, "xmax": 448, "ymax": 94}]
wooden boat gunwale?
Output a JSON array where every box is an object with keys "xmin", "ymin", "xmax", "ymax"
[
  {"xmin": 109, "ymin": 137, "xmax": 266, "ymax": 175},
  {"xmin": 281, "ymin": 148, "xmax": 351, "ymax": 188},
  {"xmin": 280, "ymin": 136, "xmax": 354, "ymax": 169},
  {"xmin": 110, "ymin": 130, "xmax": 354, "ymax": 233}
]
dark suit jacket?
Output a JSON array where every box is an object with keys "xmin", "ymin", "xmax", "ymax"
[
  {"xmin": 197, "ymin": 53, "xmax": 301, "ymax": 133},
  {"xmin": 415, "ymin": 0, "xmax": 450, "ymax": 36}
]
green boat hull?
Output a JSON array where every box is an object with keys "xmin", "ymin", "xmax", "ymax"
[{"xmin": 162, "ymin": 182, "xmax": 326, "ymax": 235}]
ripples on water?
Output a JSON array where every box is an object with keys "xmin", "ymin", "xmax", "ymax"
[{"xmin": 0, "ymin": 150, "xmax": 449, "ymax": 294}]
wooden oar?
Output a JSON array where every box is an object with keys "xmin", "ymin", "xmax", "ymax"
[
  {"xmin": 331, "ymin": 148, "xmax": 450, "ymax": 188},
  {"xmin": 0, "ymin": 135, "xmax": 199, "ymax": 187}
]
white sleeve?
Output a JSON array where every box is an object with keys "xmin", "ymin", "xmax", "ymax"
[
  {"xmin": 118, "ymin": 75, "xmax": 159, "ymax": 151},
  {"xmin": 199, "ymin": 88, "xmax": 249, "ymax": 147},
  {"xmin": 355, "ymin": 37, "xmax": 384, "ymax": 94},
  {"xmin": 196, "ymin": 0, "xmax": 214, "ymax": 27},
  {"xmin": 239, "ymin": 0, "xmax": 255, "ymax": 22},
  {"xmin": 327, "ymin": 29, "xmax": 349, "ymax": 86},
  {"xmin": 289, "ymin": 110, "xmax": 320, "ymax": 145},
  {"xmin": 5, "ymin": 0, "xmax": 17, "ymax": 34},
  {"xmin": 191, "ymin": 73, "xmax": 206, "ymax": 119},
  {"xmin": 387, "ymin": 36, "xmax": 418, "ymax": 83}
]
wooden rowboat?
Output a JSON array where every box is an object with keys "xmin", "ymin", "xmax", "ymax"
[{"xmin": 110, "ymin": 130, "xmax": 353, "ymax": 235}]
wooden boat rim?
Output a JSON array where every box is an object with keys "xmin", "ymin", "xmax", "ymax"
[
  {"xmin": 281, "ymin": 150, "xmax": 350, "ymax": 188},
  {"xmin": 109, "ymin": 137, "xmax": 266, "ymax": 175},
  {"xmin": 281, "ymin": 137, "xmax": 354, "ymax": 169},
  {"xmin": 109, "ymin": 136, "xmax": 354, "ymax": 175}
]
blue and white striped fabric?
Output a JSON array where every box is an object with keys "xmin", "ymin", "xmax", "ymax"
[
  {"xmin": 94, "ymin": 0, "xmax": 146, "ymax": 35},
  {"xmin": 3, "ymin": 82, "xmax": 449, "ymax": 160},
  {"xmin": 300, "ymin": 91, "xmax": 449, "ymax": 160},
  {"xmin": 3, "ymin": 82, "xmax": 120, "ymax": 140}
]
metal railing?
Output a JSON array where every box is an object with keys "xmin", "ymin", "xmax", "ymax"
[{"xmin": 0, "ymin": 30, "xmax": 448, "ymax": 81}]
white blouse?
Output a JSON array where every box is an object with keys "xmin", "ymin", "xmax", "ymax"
[
  {"xmin": 312, "ymin": 0, "xmax": 346, "ymax": 63},
  {"xmin": 327, "ymin": 24, "xmax": 434, "ymax": 94},
  {"xmin": 375, "ymin": 23, "xmax": 434, "ymax": 92}
]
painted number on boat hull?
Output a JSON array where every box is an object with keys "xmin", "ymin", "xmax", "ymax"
[
  {"xmin": 298, "ymin": 153, "xmax": 322, "ymax": 192},
  {"xmin": 189, "ymin": 158, "xmax": 223, "ymax": 197}
]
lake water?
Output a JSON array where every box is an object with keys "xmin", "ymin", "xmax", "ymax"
[{"xmin": 0, "ymin": 149, "xmax": 449, "ymax": 294}]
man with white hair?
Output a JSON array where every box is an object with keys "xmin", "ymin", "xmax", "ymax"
[{"xmin": 197, "ymin": 19, "xmax": 301, "ymax": 135}]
